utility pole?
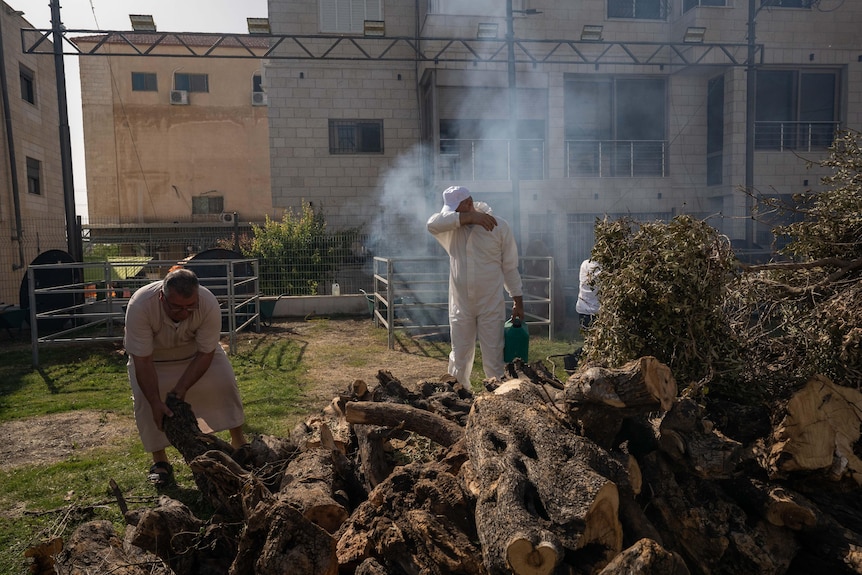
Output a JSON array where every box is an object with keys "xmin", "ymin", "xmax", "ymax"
[
  {"xmin": 744, "ymin": 0, "xmax": 757, "ymax": 250},
  {"xmin": 506, "ymin": 0, "xmax": 521, "ymax": 251},
  {"xmin": 50, "ymin": 0, "xmax": 82, "ymax": 261}
]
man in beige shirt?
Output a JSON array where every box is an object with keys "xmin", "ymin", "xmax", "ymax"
[{"xmin": 124, "ymin": 268, "xmax": 246, "ymax": 486}]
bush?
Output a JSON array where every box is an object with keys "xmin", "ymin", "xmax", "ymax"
[
  {"xmin": 583, "ymin": 215, "xmax": 745, "ymax": 398},
  {"xmin": 242, "ymin": 203, "xmax": 331, "ymax": 296}
]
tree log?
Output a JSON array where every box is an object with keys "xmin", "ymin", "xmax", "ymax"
[
  {"xmin": 130, "ymin": 497, "xmax": 238, "ymax": 574},
  {"xmin": 721, "ymin": 476, "xmax": 817, "ymax": 530},
  {"xmin": 163, "ymin": 394, "xmax": 235, "ymax": 462},
  {"xmin": 768, "ymin": 374, "xmax": 862, "ymax": 485},
  {"xmin": 344, "ymin": 400, "xmax": 464, "ymax": 447},
  {"xmin": 353, "ymin": 423, "xmax": 394, "ymax": 490},
  {"xmin": 232, "ymin": 497, "xmax": 338, "ymax": 575},
  {"xmin": 188, "ymin": 449, "xmax": 270, "ymax": 520},
  {"xmin": 659, "ymin": 398, "xmax": 743, "ymax": 478},
  {"xmin": 597, "ymin": 538, "xmax": 690, "ymax": 575},
  {"xmin": 336, "ymin": 461, "xmax": 485, "ymax": 574},
  {"xmin": 466, "ymin": 393, "xmax": 623, "ymax": 574},
  {"xmin": 280, "ymin": 448, "xmax": 349, "ymax": 534},
  {"xmin": 638, "ymin": 452, "xmax": 798, "ymax": 575},
  {"xmin": 53, "ymin": 520, "xmax": 169, "ymax": 575},
  {"xmin": 564, "ymin": 356, "xmax": 677, "ymax": 412}
]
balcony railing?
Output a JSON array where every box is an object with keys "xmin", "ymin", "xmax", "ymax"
[
  {"xmin": 438, "ymin": 138, "xmax": 545, "ymax": 181},
  {"xmin": 754, "ymin": 121, "xmax": 839, "ymax": 152},
  {"xmin": 566, "ymin": 140, "xmax": 667, "ymax": 178}
]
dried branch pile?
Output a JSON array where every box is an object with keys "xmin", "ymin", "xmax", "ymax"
[{"xmin": 49, "ymin": 358, "xmax": 862, "ymax": 575}]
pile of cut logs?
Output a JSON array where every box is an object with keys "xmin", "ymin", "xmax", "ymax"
[{"xmin": 44, "ymin": 357, "xmax": 862, "ymax": 574}]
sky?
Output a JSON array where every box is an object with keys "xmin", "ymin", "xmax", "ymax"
[{"xmin": 19, "ymin": 0, "xmax": 269, "ymax": 221}]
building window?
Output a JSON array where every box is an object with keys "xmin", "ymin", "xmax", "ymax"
[
  {"xmin": 20, "ymin": 65, "xmax": 36, "ymax": 104},
  {"xmin": 329, "ymin": 120, "xmax": 384, "ymax": 154},
  {"xmin": 684, "ymin": 0, "xmax": 727, "ymax": 12},
  {"xmin": 192, "ymin": 195, "xmax": 224, "ymax": 215},
  {"xmin": 608, "ymin": 0, "xmax": 669, "ymax": 20},
  {"xmin": 706, "ymin": 75, "xmax": 724, "ymax": 186},
  {"xmin": 427, "ymin": 0, "xmax": 523, "ymax": 16},
  {"xmin": 26, "ymin": 157, "xmax": 42, "ymax": 195},
  {"xmin": 319, "ymin": 0, "xmax": 382, "ymax": 33},
  {"xmin": 760, "ymin": 0, "xmax": 815, "ymax": 7},
  {"xmin": 564, "ymin": 75, "xmax": 667, "ymax": 177},
  {"xmin": 755, "ymin": 69, "xmax": 839, "ymax": 151},
  {"xmin": 438, "ymin": 119, "xmax": 545, "ymax": 181},
  {"xmin": 131, "ymin": 72, "xmax": 158, "ymax": 91},
  {"xmin": 174, "ymin": 73, "xmax": 209, "ymax": 93},
  {"xmin": 253, "ymin": 73, "xmax": 263, "ymax": 93}
]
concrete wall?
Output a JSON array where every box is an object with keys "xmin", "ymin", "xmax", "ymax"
[{"xmin": 76, "ymin": 39, "xmax": 274, "ymax": 225}]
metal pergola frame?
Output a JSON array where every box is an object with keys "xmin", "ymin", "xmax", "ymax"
[{"xmin": 23, "ymin": 29, "xmax": 762, "ymax": 69}]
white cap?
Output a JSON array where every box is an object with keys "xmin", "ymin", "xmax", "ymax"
[{"xmin": 441, "ymin": 186, "xmax": 470, "ymax": 213}]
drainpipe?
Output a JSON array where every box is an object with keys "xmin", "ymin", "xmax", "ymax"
[{"xmin": 0, "ymin": 7, "xmax": 26, "ymax": 269}]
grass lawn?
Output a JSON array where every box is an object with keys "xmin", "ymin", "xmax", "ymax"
[{"xmin": 0, "ymin": 317, "xmax": 581, "ymax": 574}]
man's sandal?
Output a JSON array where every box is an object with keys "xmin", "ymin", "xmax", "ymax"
[{"xmin": 147, "ymin": 462, "xmax": 174, "ymax": 487}]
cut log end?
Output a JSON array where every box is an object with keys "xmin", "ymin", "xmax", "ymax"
[{"xmin": 506, "ymin": 536, "xmax": 560, "ymax": 575}]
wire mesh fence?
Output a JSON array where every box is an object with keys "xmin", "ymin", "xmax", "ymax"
[{"xmin": 82, "ymin": 223, "xmax": 376, "ymax": 297}]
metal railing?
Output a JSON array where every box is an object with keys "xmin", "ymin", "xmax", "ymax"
[
  {"xmin": 25, "ymin": 259, "xmax": 259, "ymax": 366},
  {"xmin": 566, "ymin": 139, "xmax": 667, "ymax": 177},
  {"xmin": 371, "ymin": 256, "xmax": 554, "ymax": 350},
  {"xmin": 754, "ymin": 121, "xmax": 839, "ymax": 152},
  {"xmin": 438, "ymin": 138, "xmax": 545, "ymax": 181}
]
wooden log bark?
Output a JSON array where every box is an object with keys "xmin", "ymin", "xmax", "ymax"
[
  {"xmin": 597, "ymin": 538, "xmax": 690, "ymax": 575},
  {"xmin": 344, "ymin": 400, "xmax": 464, "ymax": 447},
  {"xmin": 768, "ymin": 374, "xmax": 862, "ymax": 485},
  {"xmin": 564, "ymin": 357, "xmax": 677, "ymax": 451},
  {"xmin": 659, "ymin": 398, "xmax": 743, "ymax": 479},
  {"xmin": 130, "ymin": 497, "xmax": 238, "ymax": 574},
  {"xmin": 353, "ymin": 423, "xmax": 394, "ymax": 490},
  {"xmin": 188, "ymin": 449, "xmax": 270, "ymax": 521},
  {"xmin": 53, "ymin": 520, "xmax": 169, "ymax": 575},
  {"xmin": 564, "ymin": 356, "xmax": 677, "ymax": 412},
  {"xmin": 638, "ymin": 451, "xmax": 798, "ymax": 575},
  {"xmin": 466, "ymin": 393, "xmax": 623, "ymax": 574},
  {"xmin": 721, "ymin": 476, "xmax": 817, "ymax": 530},
  {"xmin": 336, "ymin": 461, "xmax": 485, "ymax": 574},
  {"xmin": 232, "ymin": 497, "xmax": 338, "ymax": 575},
  {"xmin": 163, "ymin": 394, "xmax": 235, "ymax": 462},
  {"xmin": 280, "ymin": 448, "xmax": 349, "ymax": 534}
]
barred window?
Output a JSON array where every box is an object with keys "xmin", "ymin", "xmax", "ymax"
[
  {"xmin": 192, "ymin": 196, "xmax": 224, "ymax": 215},
  {"xmin": 329, "ymin": 120, "xmax": 384, "ymax": 154}
]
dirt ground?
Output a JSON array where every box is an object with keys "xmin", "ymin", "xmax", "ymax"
[{"xmin": 0, "ymin": 318, "xmax": 449, "ymax": 469}]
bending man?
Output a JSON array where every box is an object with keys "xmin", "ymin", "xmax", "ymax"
[
  {"xmin": 124, "ymin": 267, "xmax": 246, "ymax": 487},
  {"xmin": 427, "ymin": 185, "xmax": 524, "ymax": 385}
]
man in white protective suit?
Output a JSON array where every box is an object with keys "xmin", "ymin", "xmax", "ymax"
[{"xmin": 427, "ymin": 185, "xmax": 524, "ymax": 385}]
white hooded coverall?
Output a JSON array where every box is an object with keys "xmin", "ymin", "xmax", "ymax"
[{"xmin": 427, "ymin": 202, "xmax": 523, "ymax": 385}]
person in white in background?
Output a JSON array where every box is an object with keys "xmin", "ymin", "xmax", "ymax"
[
  {"xmin": 124, "ymin": 267, "xmax": 246, "ymax": 487},
  {"xmin": 427, "ymin": 185, "xmax": 524, "ymax": 385},
  {"xmin": 576, "ymin": 259, "xmax": 601, "ymax": 331}
]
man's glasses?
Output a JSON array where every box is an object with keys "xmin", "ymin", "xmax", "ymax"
[{"xmin": 160, "ymin": 292, "xmax": 198, "ymax": 313}]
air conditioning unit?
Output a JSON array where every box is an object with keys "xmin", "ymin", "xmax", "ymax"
[
  {"xmin": 220, "ymin": 212, "xmax": 235, "ymax": 224},
  {"xmin": 251, "ymin": 91, "xmax": 267, "ymax": 106},
  {"xmin": 170, "ymin": 90, "xmax": 189, "ymax": 105}
]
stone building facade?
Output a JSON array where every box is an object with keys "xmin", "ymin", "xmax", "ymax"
[
  {"xmin": 264, "ymin": 0, "xmax": 862, "ymax": 287},
  {"xmin": 0, "ymin": 2, "xmax": 68, "ymax": 305}
]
